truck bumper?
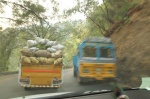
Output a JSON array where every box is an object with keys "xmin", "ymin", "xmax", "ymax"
[
  {"xmin": 20, "ymin": 84, "xmax": 61, "ymax": 88},
  {"xmin": 20, "ymin": 79, "xmax": 62, "ymax": 88},
  {"xmin": 80, "ymin": 75, "xmax": 116, "ymax": 81}
]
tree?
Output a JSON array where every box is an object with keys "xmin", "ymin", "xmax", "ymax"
[
  {"xmin": 0, "ymin": 0, "xmax": 67, "ymax": 40},
  {"xmin": 64, "ymin": 0, "xmax": 137, "ymax": 37},
  {"xmin": 0, "ymin": 28, "xmax": 19, "ymax": 71},
  {"xmin": 61, "ymin": 20, "xmax": 90, "ymax": 66}
]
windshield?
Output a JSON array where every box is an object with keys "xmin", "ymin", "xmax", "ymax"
[
  {"xmin": 100, "ymin": 47, "xmax": 112, "ymax": 58},
  {"xmin": 82, "ymin": 46, "xmax": 113, "ymax": 58},
  {"xmin": 0, "ymin": 0, "xmax": 150, "ymax": 99},
  {"xmin": 83, "ymin": 46, "xmax": 96, "ymax": 57}
]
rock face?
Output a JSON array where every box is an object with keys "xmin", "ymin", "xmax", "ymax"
[{"xmin": 110, "ymin": 0, "xmax": 150, "ymax": 87}]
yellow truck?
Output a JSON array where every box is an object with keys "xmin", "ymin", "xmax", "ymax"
[
  {"xmin": 73, "ymin": 37, "xmax": 116, "ymax": 84},
  {"xmin": 19, "ymin": 61, "xmax": 63, "ymax": 89},
  {"xmin": 18, "ymin": 38, "xmax": 64, "ymax": 89}
]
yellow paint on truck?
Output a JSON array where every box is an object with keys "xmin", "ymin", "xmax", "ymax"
[
  {"xmin": 19, "ymin": 63, "xmax": 62, "ymax": 88},
  {"xmin": 79, "ymin": 63, "xmax": 116, "ymax": 80}
]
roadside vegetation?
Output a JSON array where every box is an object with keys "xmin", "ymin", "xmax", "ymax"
[{"xmin": 0, "ymin": 0, "xmax": 141, "ymax": 71}]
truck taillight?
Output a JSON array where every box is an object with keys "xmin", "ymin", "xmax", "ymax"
[
  {"xmin": 20, "ymin": 78, "xmax": 30, "ymax": 84},
  {"xmin": 108, "ymin": 70, "xmax": 113, "ymax": 74},
  {"xmin": 83, "ymin": 70, "xmax": 89, "ymax": 73},
  {"xmin": 20, "ymin": 78, "xmax": 29, "ymax": 82},
  {"xmin": 96, "ymin": 68, "xmax": 101, "ymax": 74},
  {"xmin": 53, "ymin": 79, "xmax": 62, "ymax": 85},
  {"xmin": 27, "ymin": 75, "xmax": 30, "ymax": 77}
]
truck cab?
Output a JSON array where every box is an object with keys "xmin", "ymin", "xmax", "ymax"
[{"xmin": 73, "ymin": 37, "xmax": 116, "ymax": 83}]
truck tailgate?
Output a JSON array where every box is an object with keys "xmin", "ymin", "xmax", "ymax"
[{"xmin": 21, "ymin": 65, "xmax": 62, "ymax": 85}]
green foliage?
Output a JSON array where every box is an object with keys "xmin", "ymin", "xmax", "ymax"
[
  {"xmin": 8, "ymin": 0, "xmax": 68, "ymax": 41},
  {"xmin": 0, "ymin": 0, "xmax": 72, "ymax": 70},
  {"xmin": 61, "ymin": 0, "xmax": 140, "ymax": 66},
  {"xmin": 0, "ymin": 0, "xmax": 141, "ymax": 71},
  {"xmin": 16, "ymin": 20, "xmax": 24, "ymax": 25},
  {"xmin": 36, "ymin": 43, "xmax": 47, "ymax": 50},
  {"xmin": 61, "ymin": 20, "xmax": 91, "ymax": 66},
  {"xmin": 8, "ymin": 48, "xmax": 21, "ymax": 71},
  {"xmin": 64, "ymin": 0, "xmax": 140, "ymax": 36},
  {"xmin": 14, "ymin": 1, "xmax": 46, "ymax": 17},
  {"xmin": 0, "ymin": 28, "xmax": 19, "ymax": 71}
]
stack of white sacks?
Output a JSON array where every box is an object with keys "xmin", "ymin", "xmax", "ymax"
[{"xmin": 21, "ymin": 37, "xmax": 64, "ymax": 65}]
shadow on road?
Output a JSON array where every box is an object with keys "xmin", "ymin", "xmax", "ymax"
[{"xmin": 24, "ymin": 87, "xmax": 59, "ymax": 92}]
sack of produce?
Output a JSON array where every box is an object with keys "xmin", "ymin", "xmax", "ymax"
[
  {"xmin": 29, "ymin": 57, "xmax": 39, "ymax": 64},
  {"xmin": 21, "ymin": 49, "xmax": 36, "ymax": 57},
  {"xmin": 54, "ymin": 58, "xmax": 63, "ymax": 65},
  {"xmin": 22, "ymin": 56, "xmax": 31, "ymax": 64},
  {"xmin": 35, "ymin": 50, "xmax": 51, "ymax": 58},
  {"xmin": 21, "ymin": 49, "xmax": 30, "ymax": 57},
  {"xmin": 35, "ymin": 37, "xmax": 41, "ymax": 43},
  {"xmin": 21, "ymin": 56, "xmax": 26, "ymax": 60},
  {"xmin": 45, "ymin": 58, "xmax": 55, "ymax": 64},
  {"xmin": 27, "ymin": 40, "xmax": 37, "ymax": 47},
  {"xmin": 29, "ymin": 47, "xmax": 39, "ymax": 51},
  {"xmin": 35, "ymin": 37, "xmax": 46, "ymax": 44},
  {"xmin": 39, "ymin": 39, "xmax": 47, "ymax": 44},
  {"xmin": 47, "ymin": 47, "xmax": 57, "ymax": 53},
  {"xmin": 23, "ymin": 46, "xmax": 28, "ymax": 49},
  {"xmin": 52, "ymin": 44, "xmax": 64, "ymax": 50},
  {"xmin": 45, "ymin": 39, "xmax": 49, "ymax": 43},
  {"xmin": 46, "ymin": 41, "xmax": 57, "ymax": 47},
  {"xmin": 51, "ymin": 50, "xmax": 63, "ymax": 58},
  {"xmin": 55, "ymin": 50, "xmax": 63, "ymax": 57},
  {"xmin": 37, "ymin": 57, "xmax": 47, "ymax": 64}
]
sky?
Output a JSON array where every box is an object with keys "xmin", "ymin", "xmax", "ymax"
[
  {"xmin": 0, "ymin": 0, "xmax": 103, "ymax": 29},
  {"xmin": 0, "ymin": 6, "xmax": 12, "ymax": 29}
]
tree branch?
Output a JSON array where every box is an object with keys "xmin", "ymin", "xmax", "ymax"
[
  {"xmin": 103, "ymin": 0, "xmax": 109, "ymax": 20},
  {"xmin": 1, "ymin": 1, "xmax": 42, "ymax": 20},
  {"xmin": 0, "ymin": 16, "xmax": 19, "ymax": 22},
  {"xmin": 45, "ymin": 21, "xmax": 53, "ymax": 34},
  {"xmin": 48, "ymin": 31, "xmax": 57, "ymax": 39},
  {"xmin": 86, "ymin": 16, "xmax": 105, "ymax": 35},
  {"xmin": 53, "ymin": 34, "xmax": 68, "ymax": 41},
  {"xmin": 32, "ymin": 20, "xmax": 40, "ymax": 37},
  {"xmin": 97, "ymin": 0, "xmax": 114, "ymax": 24},
  {"xmin": 0, "ymin": 0, "xmax": 48, "ymax": 25}
]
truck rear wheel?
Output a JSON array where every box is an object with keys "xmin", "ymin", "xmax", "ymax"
[
  {"xmin": 24, "ymin": 87, "xmax": 31, "ymax": 91},
  {"xmin": 77, "ymin": 76, "xmax": 96, "ymax": 84},
  {"xmin": 77, "ymin": 75, "xmax": 88, "ymax": 84},
  {"xmin": 77, "ymin": 75, "xmax": 83, "ymax": 84},
  {"xmin": 73, "ymin": 68, "xmax": 77, "ymax": 77}
]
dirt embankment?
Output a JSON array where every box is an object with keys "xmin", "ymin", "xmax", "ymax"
[{"xmin": 110, "ymin": 0, "xmax": 150, "ymax": 87}]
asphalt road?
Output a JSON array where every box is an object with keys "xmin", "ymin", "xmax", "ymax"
[{"xmin": 0, "ymin": 68, "xmax": 112, "ymax": 99}]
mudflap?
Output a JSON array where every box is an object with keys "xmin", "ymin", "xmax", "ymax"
[
  {"xmin": 77, "ymin": 75, "xmax": 96, "ymax": 84},
  {"xmin": 104, "ymin": 77, "xmax": 118, "ymax": 84},
  {"xmin": 73, "ymin": 68, "xmax": 77, "ymax": 77}
]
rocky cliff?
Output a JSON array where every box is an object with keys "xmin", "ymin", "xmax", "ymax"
[{"xmin": 110, "ymin": 0, "xmax": 150, "ymax": 87}]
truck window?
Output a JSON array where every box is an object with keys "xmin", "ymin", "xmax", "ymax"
[
  {"xmin": 100, "ymin": 47, "xmax": 112, "ymax": 58},
  {"xmin": 83, "ymin": 46, "xmax": 96, "ymax": 57}
]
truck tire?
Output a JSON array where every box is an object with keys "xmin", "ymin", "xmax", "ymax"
[
  {"xmin": 77, "ymin": 76, "xmax": 94, "ymax": 84},
  {"xmin": 106, "ymin": 78, "xmax": 115, "ymax": 84},
  {"xmin": 77, "ymin": 75, "xmax": 86, "ymax": 84},
  {"xmin": 73, "ymin": 68, "xmax": 77, "ymax": 77},
  {"xmin": 24, "ymin": 87, "xmax": 31, "ymax": 91},
  {"xmin": 77, "ymin": 75, "xmax": 83, "ymax": 84}
]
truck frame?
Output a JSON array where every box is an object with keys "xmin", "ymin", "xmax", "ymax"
[
  {"xmin": 73, "ymin": 37, "xmax": 116, "ymax": 84},
  {"xmin": 18, "ymin": 62, "xmax": 63, "ymax": 89}
]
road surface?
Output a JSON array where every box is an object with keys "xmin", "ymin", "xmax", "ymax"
[{"xmin": 0, "ymin": 68, "xmax": 112, "ymax": 99}]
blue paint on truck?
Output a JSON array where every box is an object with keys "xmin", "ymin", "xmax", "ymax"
[{"xmin": 73, "ymin": 37, "xmax": 116, "ymax": 79}]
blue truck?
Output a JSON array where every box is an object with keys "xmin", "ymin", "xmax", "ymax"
[{"xmin": 73, "ymin": 37, "xmax": 116, "ymax": 84}]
